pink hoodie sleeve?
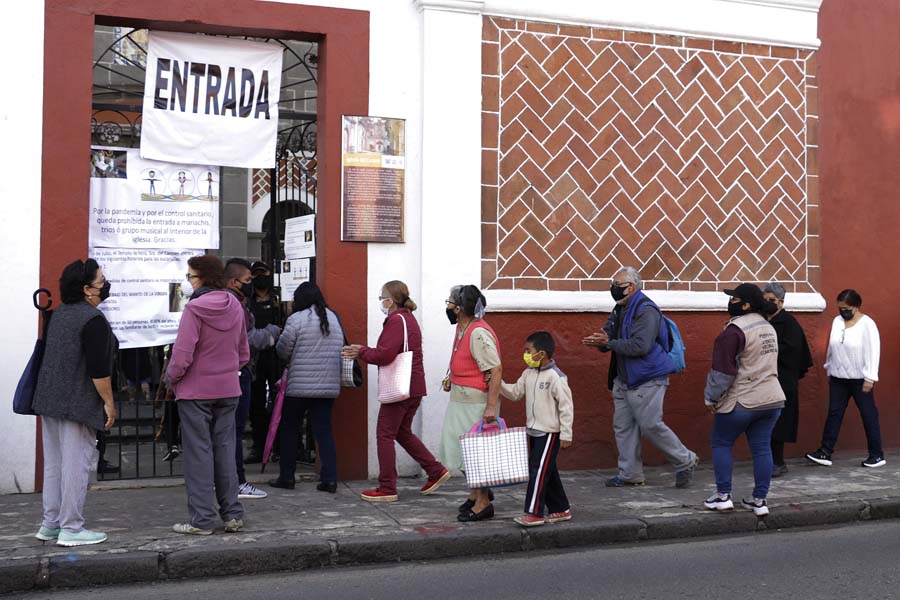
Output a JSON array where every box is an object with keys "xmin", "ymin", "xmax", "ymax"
[
  {"xmin": 167, "ymin": 305, "xmax": 201, "ymax": 386},
  {"xmin": 238, "ymin": 312, "xmax": 250, "ymax": 368}
]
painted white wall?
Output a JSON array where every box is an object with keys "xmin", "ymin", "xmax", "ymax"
[
  {"xmin": 483, "ymin": 0, "xmax": 822, "ymax": 48},
  {"xmin": 0, "ymin": 1, "xmax": 44, "ymax": 493},
  {"xmin": 0, "ymin": 0, "xmax": 825, "ymax": 490}
]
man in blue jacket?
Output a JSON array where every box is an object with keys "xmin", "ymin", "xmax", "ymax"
[{"xmin": 583, "ymin": 267, "xmax": 698, "ymax": 488}]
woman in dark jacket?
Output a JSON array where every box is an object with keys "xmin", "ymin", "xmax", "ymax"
[
  {"xmin": 343, "ymin": 280, "xmax": 450, "ymax": 502},
  {"xmin": 32, "ymin": 259, "xmax": 117, "ymax": 547},
  {"xmin": 762, "ymin": 283, "xmax": 812, "ymax": 477}
]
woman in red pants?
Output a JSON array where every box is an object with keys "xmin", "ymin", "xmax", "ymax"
[{"xmin": 343, "ymin": 280, "xmax": 450, "ymax": 502}]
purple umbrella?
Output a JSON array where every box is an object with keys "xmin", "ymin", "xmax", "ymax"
[{"xmin": 261, "ymin": 370, "xmax": 287, "ymax": 473}]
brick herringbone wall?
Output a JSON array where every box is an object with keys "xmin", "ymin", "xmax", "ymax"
[{"xmin": 481, "ymin": 17, "xmax": 819, "ymax": 293}]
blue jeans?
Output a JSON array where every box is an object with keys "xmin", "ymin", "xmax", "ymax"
[
  {"xmin": 712, "ymin": 408, "xmax": 782, "ymax": 499},
  {"xmin": 234, "ymin": 370, "xmax": 252, "ymax": 485}
]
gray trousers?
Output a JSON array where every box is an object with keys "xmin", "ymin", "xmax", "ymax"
[
  {"xmin": 178, "ymin": 397, "xmax": 243, "ymax": 529},
  {"xmin": 41, "ymin": 416, "xmax": 98, "ymax": 533},
  {"xmin": 612, "ymin": 378, "xmax": 696, "ymax": 481}
]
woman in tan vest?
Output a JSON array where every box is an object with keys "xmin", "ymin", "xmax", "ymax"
[{"xmin": 702, "ymin": 284, "xmax": 785, "ymax": 517}]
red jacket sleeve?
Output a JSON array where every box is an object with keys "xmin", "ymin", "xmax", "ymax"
[{"xmin": 358, "ymin": 314, "xmax": 404, "ymax": 367}]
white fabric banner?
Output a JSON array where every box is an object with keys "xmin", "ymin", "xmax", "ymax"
[
  {"xmin": 90, "ymin": 146, "xmax": 219, "ymax": 250},
  {"xmin": 140, "ymin": 31, "xmax": 283, "ymax": 168},
  {"xmin": 92, "ymin": 248, "xmax": 194, "ymax": 349}
]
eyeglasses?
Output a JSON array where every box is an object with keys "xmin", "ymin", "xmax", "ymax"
[
  {"xmin": 185, "ymin": 273, "xmax": 200, "ymax": 282},
  {"xmin": 377, "ymin": 296, "xmax": 389, "ymax": 301},
  {"xmin": 445, "ymin": 300, "xmax": 457, "ymax": 306}
]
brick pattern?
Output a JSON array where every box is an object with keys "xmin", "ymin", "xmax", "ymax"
[
  {"xmin": 481, "ymin": 17, "xmax": 819, "ymax": 293},
  {"xmin": 251, "ymin": 158, "xmax": 318, "ymax": 206}
]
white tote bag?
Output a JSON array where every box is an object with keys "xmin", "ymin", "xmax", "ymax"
[
  {"xmin": 378, "ymin": 314, "xmax": 413, "ymax": 404},
  {"xmin": 459, "ymin": 418, "xmax": 530, "ymax": 489}
]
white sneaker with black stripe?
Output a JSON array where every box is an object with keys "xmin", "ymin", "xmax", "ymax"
[
  {"xmin": 703, "ymin": 492, "xmax": 733, "ymax": 511},
  {"xmin": 741, "ymin": 497, "xmax": 769, "ymax": 516},
  {"xmin": 238, "ymin": 482, "xmax": 268, "ymax": 499}
]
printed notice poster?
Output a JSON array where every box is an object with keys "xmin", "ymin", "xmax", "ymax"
[
  {"xmin": 140, "ymin": 31, "xmax": 283, "ymax": 168},
  {"xmin": 284, "ymin": 214, "xmax": 316, "ymax": 259},
  {"xmin": 89, "ymin": 146, "xmax": 220, "ymax": 250},
  {"xmin": 280, "ymin": 259, "xmax": 310, "ymax": 302},
  {"xmin": 92, "ymin": 248, "xmax": 194, "ymax": 349},
  {"xmin": 341, "ymin": 116, "xmax": 405, "ymax": 243}
]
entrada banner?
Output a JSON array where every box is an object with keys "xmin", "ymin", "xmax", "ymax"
[{"xmin": 140, "ymin": 31, "xmax": 283, "ymax": 168}]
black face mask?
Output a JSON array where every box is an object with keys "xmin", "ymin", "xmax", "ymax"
[
  {"xmin": 253, "ymin": 276, "xmax": 272, "ymax": 291},
  {"xmin": 839, "ymin": 308, "xmax": 855, "ymax": 321},
  {"xmin": 610, "ymin": 284, "xmax": 629, "ymax": 302},
  {"xmin": 98, "ymin": 281, "xmax": 111, "ymax": 302},
  {"xmin": 240, "ymin": 281, "xmax": 254, "ymax": 299},
  {"xmin": 446, "ymin": 307, "xmax": 459, "ymax": 325},
  {"xmin": 728, "ymin": 301, "xmax": 748, "ymax": 317}
]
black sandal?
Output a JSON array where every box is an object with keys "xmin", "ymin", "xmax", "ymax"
[
  {"xmin": 458, "ymin": 489, "xmax": 494, "ymax": 513},
  {"xmin": 457, "ymin": 504, "xmax": 494, "ymax": 522}
]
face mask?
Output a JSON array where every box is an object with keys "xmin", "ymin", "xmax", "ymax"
[
  {"xmin": 839, "ymin": 308, "xmax": 854, "ymax": 321},
  {"xmin": 98, "ymin": 281, "xmax": 111, "ymax": 302},
  {"xmin": 523, "ymin": 352, "xmax": 542, "ymax": 368},
  {"xmin": 727, "ymin": 301, "xmax": 747, "ymax": 317},
  {"xmin": 240, "ymin": 281, "xmax": 254, "ymax": 298},
  {"xmin": 446, "ymin": 307, "xmax": 458, "ymax": 325},
  {"xmin": 610, "ymin": 284, "xmax": 629, "ymax": 302},
  {"xmin": 253, "ymin": 276, "xmax": 272, "ymax": 290}
]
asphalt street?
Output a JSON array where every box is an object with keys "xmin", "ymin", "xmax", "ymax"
[{"xmin": 21, "ymin": 520, "xmax": 900, "ymax": 600}]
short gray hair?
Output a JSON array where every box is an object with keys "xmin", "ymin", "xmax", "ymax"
[
  {"xmin": 615, "ymin": 266, "xmax": 643, "ymax": 290},
  {"xmin": 763, "ymin": 282, "xmax": 786, "ymax": 301}
]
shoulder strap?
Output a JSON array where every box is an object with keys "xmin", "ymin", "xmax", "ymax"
[{"xmin": 397, "ymin": 313, "xmax": 409, "ymax": 352}]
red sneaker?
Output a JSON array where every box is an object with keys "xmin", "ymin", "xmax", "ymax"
[
  {"xmin": 546, "ymin": 509, "xmax": 572, "ymax": 523},
  {"xmin": 513, "ymin": 514, "xmax": 546, "ymax": 527},
  {"xmin": 361, "ymin": 488, "xmax": 398, "ymax": 503},
  {"xmin": 420, "ymin": 469, "xmax": 451, "ymax": 495}
]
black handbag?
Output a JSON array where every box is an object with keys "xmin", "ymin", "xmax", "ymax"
[{"xmin": 13, "ymin": 289, "xmax": 53, "ymax": 415}]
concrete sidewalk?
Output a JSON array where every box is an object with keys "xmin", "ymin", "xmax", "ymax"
[{"xmin": 3, "ymin": 452, "xmax": 900, "ymax": 595}]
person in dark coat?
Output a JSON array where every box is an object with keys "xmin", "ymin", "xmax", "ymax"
[{"xmin": 763, "ymin": 282, "xmax": 813, "ymax": 477}]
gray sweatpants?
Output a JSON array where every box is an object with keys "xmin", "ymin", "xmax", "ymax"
[
  {"xmin": 41, "ymin": 416, "xmax": 98, "ymax": 533},
  {"xmin": 178, "ymin": 397, "xmax": 243, "ymax": 529},
  {"xmin": 612, "ymin": 378, "xmax": 696, "ymax": 481}
]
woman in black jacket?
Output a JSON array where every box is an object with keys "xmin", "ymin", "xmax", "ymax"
[{"xmin": 763, "ymin": 283, "xmax": 813, "ymax": 477}]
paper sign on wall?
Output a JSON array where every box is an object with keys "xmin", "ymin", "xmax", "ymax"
[
  {"xmin": 90, "ymin": 146, "xmax": 220, "ymax": 250},
  {"xmin": 140, "ymin": 31, "xmax": 283, "ymax": 168},
  {"xmin": 280, "ymin": 259, "xmax": 310, "ymax": 302},
  {"xmin": 284, "ymin": 214, "xmax": 316, "ymax": 259},
  {"xmin": 92, "ymin": 248, "xmax": 194, "ymax": 349}
]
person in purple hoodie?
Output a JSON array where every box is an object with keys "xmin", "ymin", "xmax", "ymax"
[{"xmin": 168, "ymin": 255, "xmax": 250, "ymax": 536}]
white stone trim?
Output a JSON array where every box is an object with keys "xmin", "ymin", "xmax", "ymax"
[
  {"xmin": 414, "ymin": 0, "xmax": 485, "ymax": 14},
  {"xmin": 482, "ymin": 0, "xmax": 823, "ymax": 49},
  {"xmin": 485, "ymin": 290, "xmax": 827, "ymax": 313}
]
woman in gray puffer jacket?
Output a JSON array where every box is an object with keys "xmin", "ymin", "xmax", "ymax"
[{"xmin": 271, "ymin": 282, "xmax": 344, "ymax": 492}]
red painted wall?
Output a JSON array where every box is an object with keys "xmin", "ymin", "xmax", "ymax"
[
  {"xmin": 41, "ymin": 0, "xmax": 371, "ymax": 482},
  {"xmin": 488, "ymin": 312, "xmax": 829, "ymax": 470},
  {"xmin": 817, "ymin": 0, "xmax": 900, "ymax": 457}
]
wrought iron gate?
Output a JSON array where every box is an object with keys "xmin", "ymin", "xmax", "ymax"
[{"xmin": 91, "ymin": 26, "xmax": 319, "ymax": 479}]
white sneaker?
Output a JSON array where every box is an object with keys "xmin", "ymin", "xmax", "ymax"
[
  {"xmin": 238, "ymin": 482, "xmax": 268, "ymax": 499},
  {"xmin": 741, "ymin": 497, "xmax": 769, "ymax": 516},
  {"xmin": 57, "ymin": 529, "xmax": 108, "ymax": 547},
  {"xmin": 703, "ymin": 492, "xmax": 734, "ymax": 511}
]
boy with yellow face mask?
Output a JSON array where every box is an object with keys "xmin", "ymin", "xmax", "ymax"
[{"xmin": 500, "ymin": 331, "xmax": 574, "ymax": 527}]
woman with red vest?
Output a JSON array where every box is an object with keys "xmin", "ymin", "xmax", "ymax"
[{"xmin": 438, "ymin": 285, "xmax": 503, "ymax": 522}]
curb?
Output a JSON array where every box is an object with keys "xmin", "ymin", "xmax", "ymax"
[{"xmin": 4, "ymin": 495, "xmax": 900, "ymax": 595}]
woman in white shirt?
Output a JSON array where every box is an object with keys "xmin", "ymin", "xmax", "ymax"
[{"xmin": 806, "ymin": 289, "xmax": 884, "ymax": 468}]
